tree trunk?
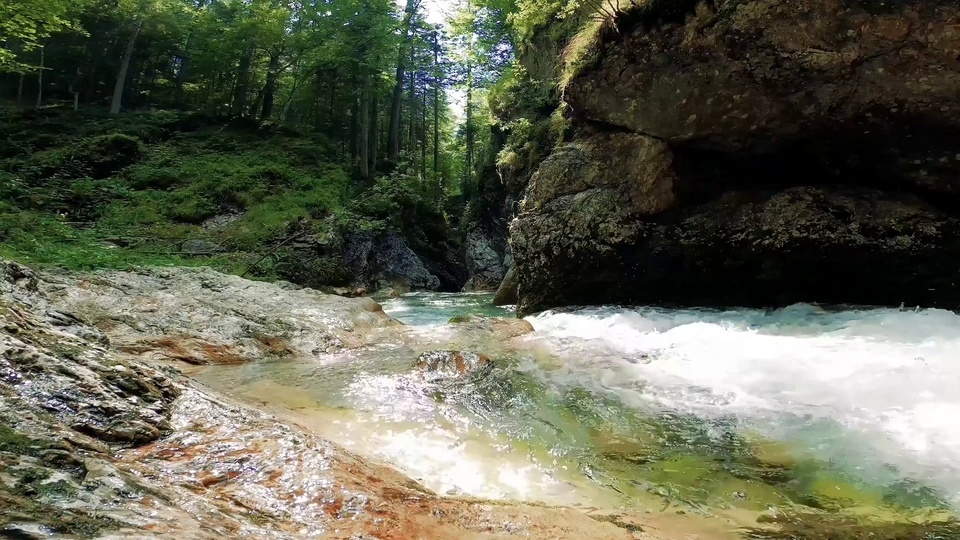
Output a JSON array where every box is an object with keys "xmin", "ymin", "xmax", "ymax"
[
  {"xmin": 260, "ymin": 49, "xmax": 282, "ymax": 120},
  {"xmin": 35, "ymin": 45, "xmax": 45, "ymax": 109},
  {"xmin": 433, "ymin": 30, "xmax": 441, "ymax": 187},
  {"xmin": 465, "ymin": 57, "xmax": 474, "ymax": 193},
  {"xmin": 280, "ymin": 80, "xmax": 303, "ymax": 125},
  {"xmin": 175, "ymin": 52, "xmax": 189, "ymax": 108},
  {"xmin": 359, "ymin": 73, "xmax": 371, "ymax": 180},
  {"xmin": 407, "ymin": 42, "xmax": 417, "ymax": 169},
  {"xmin": 421, "ymin": 83, "xmax": 427, "ymax": 184},
  {"xmin": 17, "ymin": 72, "xmax": 24, "ymax": 107},
  {"xmin": 70, "ymin": 67, "xmax": 81, "ymax": 111},
  {"xmin": 175, "ymin": 31, "xmax": 193, "ymax": 109},
  {"xmin": 369, "ymin": 87, "xmax": 379, "ymax": 174},
  {"xmin": 278, "ymin": 61, "xmax": 306, "ymax": 125},
  {"xmin": 349, "ymin": 73, "xmax": 359, "ymax": 160},
  {"xmin": 387, "ymin": 0, "xmax": 418, "ymax": 162},
  {"xmin": 326, "ymin": 73, "xmax": 337, "ymax": 134},
  {"xmin": 231, "ymin": 45, "xmax": 254, "ymax": 117},
  {"xmin": 111, "ymin": 20, "xmax": 143, "ymax": 114}
]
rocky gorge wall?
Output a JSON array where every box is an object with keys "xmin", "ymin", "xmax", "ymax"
[{"xmin": 510, "ymin": 0, "xmax": 960, "ymax": 315}]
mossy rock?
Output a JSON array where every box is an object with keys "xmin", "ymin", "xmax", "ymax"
[{"xmin": 0, "ymin": 425, "xmax": 57, "ymax": 458}]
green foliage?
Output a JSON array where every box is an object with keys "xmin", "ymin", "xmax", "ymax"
[
  {"xmin": 350, "ymin": 172, "xmax": 439, "ymax": 228},
  {"xmin": 0, "ymin": 0, "xmax": 82, "ymax": 71},
  {"xmin": 0, "ymin": 0, "xmax": 485, "ymax": 287},
  {"xmin": 487, "ymin": 64, "xmax": 554, "ymax": 119},
  {"xmin": 0, "ymin": 104, "xmax": 467, "ymax": 290},
  {"xmin": 16, "ymin": 133, "xmax": 141, "ymax": 182},
  {"xmin": 0, "ymin": 107, "xmax": 354, "ymax": 279},
  {"xmin": 508, "ymin": 0, "xmax": 571, "ymax": 41}
]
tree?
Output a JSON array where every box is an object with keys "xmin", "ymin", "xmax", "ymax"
[
  {"xmin": 0, "ymin": 0, "xmax": 78, "ymax": 72},
  {"xmin": 0, "ymin": 0, "xmax": 474, "ymax": 202},
  {"xmin": 387, "ymin": 0, "xmax": 420, "ymax": 163},
  {"xmin": 110, "ymin": 19, "xmax": 143, "ymax": 114}
]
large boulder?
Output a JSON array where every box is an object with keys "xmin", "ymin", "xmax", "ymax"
[
  {"xmin": 566, "ymin": 0, "xmax": 960, "ymax": 193},
  {"xmin": 511, "ymin": 0, "xmax": 960, "ymax": 314},
  {"xmin": 463, "ymin": 229, "xmax": 507, "ymax": 291},
  {"xmin": 493, "ymin": 266, "xmax": 519, "ymax": 307},
  {"xmin": 344, "ymin": 230, "xmax": 442, "ymax": 292}
]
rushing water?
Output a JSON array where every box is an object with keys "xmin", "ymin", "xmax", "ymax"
[{"xmin": 190, "ymin": 293, "xmax": 960, "ymax": 535}]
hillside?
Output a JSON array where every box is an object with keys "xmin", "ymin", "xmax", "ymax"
[{"xmin": 0, "ymin": 105, "xmax": 466, "ymax": 292}]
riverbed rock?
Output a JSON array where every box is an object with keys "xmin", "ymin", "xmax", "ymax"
[
  {"xmin": 448, "ymin": 315, "xmax": 534, "ymax": 340},
  {"xmin": 511, "ymin": 0, "xmax": 960, "ymax": 314},
  {"xmin": 1, "ymin": 259, "xmax": 690, "ymax": 540},
  {"xmin": 494, "ymin": 266, "xmax": 519, "ymax": 307},
  {"xmin": 39, "ymin": 265, "xmax": 394, "ymax": 364},
  {"xmin": 416, "ymin": 350, "xmax": 492, "ymax": 376}
]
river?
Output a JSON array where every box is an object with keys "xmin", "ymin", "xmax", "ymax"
[{"xmin": 188, "ymin": 293, "xmax": 960, "ymax": 535}]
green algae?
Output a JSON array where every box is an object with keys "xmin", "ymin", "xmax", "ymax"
[
  {"xmin": 744, "ymin": 513, "xmax": 960, "ymax": 540},
  {"xmin": 0, "ymin": 424, "xmax": 57, "ymax": 458},
  {"xmin": 0, "ymin": 466, "xmax": 120, "ymax": 539}
]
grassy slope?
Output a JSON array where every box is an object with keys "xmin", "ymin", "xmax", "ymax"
[{"xmin": 0, "ymin": 105, "xmax": 454, "ymax": 287}]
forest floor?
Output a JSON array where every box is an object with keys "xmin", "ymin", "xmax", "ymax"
[{"xmin": 0, "ymin": 103, "xmax": 460, "ymax": 289}]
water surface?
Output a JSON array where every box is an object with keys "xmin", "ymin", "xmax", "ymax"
[{"xmin": 189, "ymin": 294, "xmax": 960, "ymax": 535}]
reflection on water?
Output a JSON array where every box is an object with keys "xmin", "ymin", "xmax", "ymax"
[{"xmin": 189, "ymin": 294, "xmax": 960, "ymax": 535}]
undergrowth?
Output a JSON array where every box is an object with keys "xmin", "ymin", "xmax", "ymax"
[{"xmin": 0, "ymin": 104, "xmax": 447, "ymax": 285}]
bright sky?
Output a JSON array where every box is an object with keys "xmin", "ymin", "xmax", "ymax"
[
  {"xmin": 421, "ymin": 0, "xmax": 454, "ymax": 25},
  {"xmin": 394, "ymin": 0, "xmax": 468, "ymax": 119}
]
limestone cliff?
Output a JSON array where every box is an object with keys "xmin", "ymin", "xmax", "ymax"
[{"xmin": 511, "ymin": 0, "xmax": 960, "ymax": 314}]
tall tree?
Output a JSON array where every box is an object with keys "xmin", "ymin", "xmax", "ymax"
[
  {"xmin": 110, "ymin": 19, "xmax": 143, "ymax": 114},
  {"xmin": 387, "ymin": 0, "xmax": 419, "ymax": 163}
]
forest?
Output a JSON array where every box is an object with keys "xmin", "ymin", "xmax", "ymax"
[{"xmin": 0, "ymin": 0, "xmax": 597, "ymax": 291}]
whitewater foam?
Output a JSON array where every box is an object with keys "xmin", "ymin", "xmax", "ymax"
[{"xmin": 527, "ymin": 304, "xmax": 960, "ymax": 504}]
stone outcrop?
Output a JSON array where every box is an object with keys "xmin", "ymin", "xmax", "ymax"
[
  {"xmin": 344, "ymin": 230, "xmax": 442, "ymax": 292},
  {"xmin": 512, "ymin": 0, "xmax": 960, "ymax": 314},
  {"xmin": 416, "ymin": 350, "xmax": 492, "ymax": 377},
  {"xmin": 40, "ymin": 265, "xmax": 394, "ymax": 365},
  {"xmin": 463, "ymin": 229, "xmax": 508, "ymax": 291}
]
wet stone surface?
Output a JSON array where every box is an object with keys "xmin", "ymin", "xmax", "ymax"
[{"xmin": 0, "ymin": 260, "xmax": 686, "ymax": 539}]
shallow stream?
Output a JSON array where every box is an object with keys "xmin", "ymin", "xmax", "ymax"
[{"xmin": 189, "ymin": 293, "xmax": 960, "ymax": 536}]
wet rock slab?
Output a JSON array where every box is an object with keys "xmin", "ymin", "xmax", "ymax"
[{"xmin": 38, "ymin": 265, "xmax": 395, "ymax": 365}]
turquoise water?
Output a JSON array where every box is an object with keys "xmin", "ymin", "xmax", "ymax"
[
  {"xmin": 380, "ymin": 292, "xmax": 512, "ymax": 326},
  {"xmin": 192, "ymin": 293, "xmax": 960, "ymax": 536}
]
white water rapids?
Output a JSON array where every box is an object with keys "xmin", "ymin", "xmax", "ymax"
[
  {"xmin": 190, "ymin": 294, "xmax": 960, "ymax": 518},
  {"xmin": 525, "ymin": 303, "xmax": 960, "ymax": 507}
]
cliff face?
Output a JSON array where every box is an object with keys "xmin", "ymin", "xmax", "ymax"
[{"xmin": 511, "ymin": 0, "xmax": 960, "ymax": 314}]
